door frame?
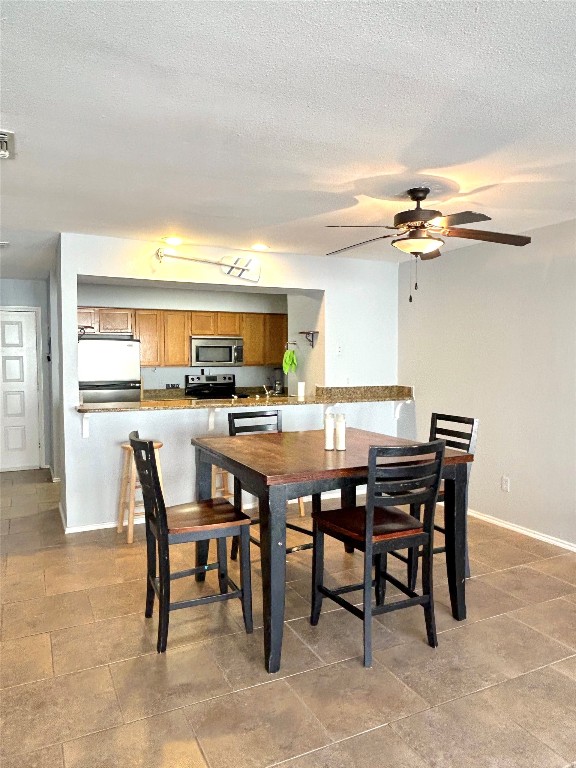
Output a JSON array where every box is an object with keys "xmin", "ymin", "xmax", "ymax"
[{"xmin": 1, "ymin": 306, "xmax": 46, "ymax": 470}]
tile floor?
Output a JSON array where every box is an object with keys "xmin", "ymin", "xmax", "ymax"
[{"xmin": 1, "ymin": 469, "xmax": 575, "ymax": 768}]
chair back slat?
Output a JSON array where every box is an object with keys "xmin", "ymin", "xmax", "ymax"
[
  {"xmin": 366, "ymin": 440, "xmax": 445, "ymax": 536},
  {"xmin": 429, "ymin": 413, "xmax": 478, "ymax": 455},
  {"xmin": 228, "ymin": 410, "xmax": 282, "ymax": 436},
  {"xmin": 129, "ymin": 430, "xmax": 168, "ymax": 536}
]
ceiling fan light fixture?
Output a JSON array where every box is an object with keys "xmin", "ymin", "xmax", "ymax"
[{"xmin": 391, "ymin": 230, "xmax": 444, "ymax": 255}]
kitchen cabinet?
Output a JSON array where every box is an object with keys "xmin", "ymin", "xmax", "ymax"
[
  {"xmin": 241, "ymin": 313, "xmax": 266, "ymax": 365},
  {"xmin": 77, "ymin": 307, "xmax": 99, "ymax": 333},
  {"xmin": 163, "ymin": 311, "xmax": 191, "ymax": 367},
  {"xmin": 264, "ymin": 314, "xmax": 288, "ymax": 365},
  {"xmin": 98, "ymin": 308, "xmax": 134, "ymax": 334},
  {"xmin": 134, "ymin": 310, "xmax": 163, "ymax": 367},
  {"xmin": 190, "ymin": 311, "xmax": 216, "ymax": 336},
  {"xmin": 216, "ymin": 312, "xmax": 242, "ymax": 337},
  {"xmin": 78, "ymin": 307, "xmax": 134, "ymax": 335}
]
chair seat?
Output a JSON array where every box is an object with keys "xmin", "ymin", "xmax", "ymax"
[
  {"xmin": 313, "ymin": 505, "xmax": 423, "ymax": 542},
  {"xmin": 167, "ymin": 498, "xmax": 252, "ymax": 534}
]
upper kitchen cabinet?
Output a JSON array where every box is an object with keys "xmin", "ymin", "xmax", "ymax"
[
  {"xmin": 77, "ymin": 307, "xmax": 99, "ymax": 333},
  {"xmin": 241, "ymin": 313, "xmax": 266, "ymax": 365},
  {"xmin": 190, "ymin": 311, "xmax": 216, "ymax": 336},
  {"xmin": 134, "ymin": 310, "xmax": 163, "ymax": 367},
  {"xmin": 216, "ymin": 312, "xmax": 242, "ymax": 337},
  {"xmin": 163, "ymin": 311, "xmax": 191, "ymax": 366},
  {"xmin": 98, "ymin": 308, "xmax": 134, "ymax": 334},
  {"xmin": 264, "ymin": 314, "xmax": 288, "ymax": 365},
  {"xmin": 77, "ymin": 307, "xmax": 134, "ymax": 335}
]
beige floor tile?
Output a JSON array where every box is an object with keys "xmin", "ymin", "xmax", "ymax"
[
  {"xmin": 287, "ymin": 657, "xmax": 428, "ymax": 741},
  {"xmin": 1, "ymin": 591, "xmax": 93, "ymax": 640},
  {"xmin": 0, "ymin": 666, "xmax": 123, "ymax": 756},
  {"xmin": 1, "ymin": 531, "xmax": 45, "ymax": 555},
  {"xmin": 109, "ymin": 641, "xmax": 232, "ymax": 721},
  {"xmin": 511, "ymin": 598, "xmax": 576, "ymax": 649},
  {"xmin": 474, "ymin": 565, "xmax": 574, "ymax": 605},
  {"xmin": 0, "ymin": 518, "xmax": 9, "ymax": 534},
  {"xmin": 210, "ymin": 624, "xmax": 323, "ymax": 689},
  {"xmin": 552, "ymin": 654, "xmax": 576, "ymax": 680},
  {"xmin": 280, "ymin": 725, "xmax": 432, "ymax": 768},
  {"xmin": 50, "ymin": 613, "xmax": 157, "ymax": 674},
  {"xmin": 63, "ymin": 710, "xmax": 208, "ymax": 768},
  {"xmin": 0, "ymin": 496, "xmax": 13, "ymax": 510},
  {"xmin": 474, "ymin": 665, "xmax": 576, "ymax": 762},
  {"xmin": 565, "ymin": 592, "xmax": 576, "ymax": 605},
  {"xmin": 0, "ymin": 567, "xmax": 46, "ymax": 604},
  {"xmin": 0, "ymin": 633, "xmax": 53, "ymax": 688},
  {"xmin": 44, "ymin": 553, "xmax": 143, "ymax": 595},
  {"xmin": 529, "ymin": 554, "xmax": 576, "ymax": 586},
  {"xmin": 471, "ymin": 539, "xmax": 545, "ymax": 569},
  {"xmin": 8, "ymin": 510, "xmax": 62, "ymax": 535},
  {"xmin": 373, "ymin": 614, "xmax": 572, "ymax": 706},
  {"xmin": 434, "ymin": 577, "xmax": 526, "ymax": 624},
  {"xmin": 0, "ymin": 744, "xmax": 64, "ymax": 768},
  {"xmin": 390, "ymin": 691, "xmax": 566, "ymax": 767},
  {"xmin": 160, "ymin": 600, "xmax": 247, "ymax": 649},
  {"xmin": 289, "ymin": 606, "xmax": 403, "ymax": 664},
  {"xmin": 87, "ymin": 578, "xmax": 146, "ymax": 620},
  {"xmin": 184, "ymin": 679, "xmax": 331, "ymax": 768}
]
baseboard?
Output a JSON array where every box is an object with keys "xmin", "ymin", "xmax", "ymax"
[
  {"xmin": 468, "ymin": 507, "xmax": 576, "ymax": 554},
  {"xmin": 65, "ymin": 519, "xmax": 130, "ymax": 534},
  {"xmin": 49, "ymin": 466, "xmax": 61, "ymax": 483}
]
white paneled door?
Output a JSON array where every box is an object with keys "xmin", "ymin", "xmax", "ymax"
[{"xmin": 0, "ymin": 310, "xmax": 41, "ymax": 471}]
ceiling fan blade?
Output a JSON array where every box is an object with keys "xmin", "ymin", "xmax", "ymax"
[
  {"xmin": 326, "ymin": 225, "xmax": 397, "ymax": 229},
  {"xmin": 326, "ymin": 234, "xmax": 395, "ymax": 255},
  {"xmin": 444, "ymin": 227, "xmax": 531, "ymax": 246},
  {"xmin": 419, "ymin": 249, "xmax": 442, "ymax": 261},
  {"xmin": 429, "ymin": 211, "xmax": 491, "ymax": 228}
]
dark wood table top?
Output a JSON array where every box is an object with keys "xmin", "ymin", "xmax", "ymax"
[{"xmin": 192, "ymin": 428, "xmax": 473, "ymax": 486}]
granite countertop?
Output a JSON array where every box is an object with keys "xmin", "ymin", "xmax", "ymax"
[{"xmin": 76, "ymin": 385, "xmax": 413, "ymax": 413}]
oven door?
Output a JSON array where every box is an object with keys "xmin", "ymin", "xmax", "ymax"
[{"xmin": 190, "ymin": 337, "xmax": 243, "ymax": 367}]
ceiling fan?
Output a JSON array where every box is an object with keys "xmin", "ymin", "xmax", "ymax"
[{"xmin": 326, "ymin": 186, "xmax": 531, "ymax": 258}]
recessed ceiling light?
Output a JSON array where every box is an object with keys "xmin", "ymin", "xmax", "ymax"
[
  {"xmin": 251, "ymin": 243, "xmax": 269, "ymax": 251},
  {"xmin": 162, "ymin": 237, "xmax": 183, "ymax": 246}
]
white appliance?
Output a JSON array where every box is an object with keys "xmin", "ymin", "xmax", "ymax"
[
  {"xmin": 78, "ymin": 336, "xmax": 141, "ymax": 402},
  {"xmin": 190, "ymin": 336, "xmax": 243, "ymax": 367}
]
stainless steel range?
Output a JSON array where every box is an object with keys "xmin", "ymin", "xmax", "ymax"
[{"xmin": 184, "ymin": 373, "xmax": 247, "ymax": 399}]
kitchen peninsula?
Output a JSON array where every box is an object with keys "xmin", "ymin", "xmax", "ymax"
[{"xmin": 70, "ymin": 386, "xmax": 413, "ymax": 532}]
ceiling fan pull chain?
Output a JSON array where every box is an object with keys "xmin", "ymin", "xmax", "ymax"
[
  {"xmin": 409, "ymin": 257, "xmax": 413, "ymax": 302},
  {"xmin": 415, "ymin": 255, "xmax": 419, "ymax": 291}
]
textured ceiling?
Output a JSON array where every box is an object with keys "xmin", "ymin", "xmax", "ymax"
[{"xmin": 1, "ymin": 1, "xmax": 575, "ymax": 278}]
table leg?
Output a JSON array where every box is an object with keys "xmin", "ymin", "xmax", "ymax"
[
  {"xmin": 342, "ymin": 485, "xmax": 357, "ymax": 554},
  {"xmin": 259, "ymin": 485, "xmax": 288, "ymax": 673},
  {"xmin": 443, "ymin": 463, "xmax": 468, "ymax": 620},
  {"xmin": 194, "ymin": 447, "xmax": 212, "ymax": 582}
]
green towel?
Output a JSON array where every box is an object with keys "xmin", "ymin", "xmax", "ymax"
[{"xmin": 282, "ymin": 349, "xmax": 297, "ymax": 374}]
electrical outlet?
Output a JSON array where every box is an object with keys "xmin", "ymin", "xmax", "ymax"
[{"xmin": 501, "ymin": 475, "xmax": 510, "ymax": 492}]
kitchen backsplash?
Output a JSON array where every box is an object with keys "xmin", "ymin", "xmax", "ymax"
[{"xmin": 140, "ymin": 365, "xmax": 284, "ymax": 390}]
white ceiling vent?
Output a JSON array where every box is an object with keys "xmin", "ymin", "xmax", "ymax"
[{"xmin": 0, "ymin": 131, "xmax": 15, "ymax": 159}]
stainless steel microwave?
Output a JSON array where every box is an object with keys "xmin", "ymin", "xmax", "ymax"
[{"xmin": 190, "ymin": 336, "xmax": 243, "ymax": 367}]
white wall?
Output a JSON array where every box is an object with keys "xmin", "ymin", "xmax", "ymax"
[
  {"xmin": 59, "ymin": 233, "xmax": 400, "ymax": 527},
  {"xmin": 0, "ymin": 278, "xmax": 52, "ymax": 469},
  {"xmin": 398, "ymin": 219, "xmax": 576, "ymax": 547}
]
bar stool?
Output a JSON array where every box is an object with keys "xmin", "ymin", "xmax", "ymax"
[
  {"xmin": 118, "ymin": 440, "xmax": 164, "ymax": 543},
  {"xmin": 212, "ymin": 466, "xmax": 234, "ymax": 501}
]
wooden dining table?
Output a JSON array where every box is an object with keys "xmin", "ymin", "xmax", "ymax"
[{"xmin": 192, "ymin": 427, "xmax": 473, "ymax": 673}]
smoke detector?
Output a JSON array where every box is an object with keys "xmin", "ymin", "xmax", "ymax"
[{"xmin": 0, "ymin": 131, "xmax": 15, "ymax": 159}]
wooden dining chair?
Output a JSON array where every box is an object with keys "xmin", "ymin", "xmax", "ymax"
[
  {"xmin": 228, "ymin": 410, "xmax": 312, "ymax": 560},
  {"xmin": 310, "ymin": 440, "xmax": 445, "ymax": 667},
  {"xmin": 129, "ymin": 430, "xmax": 253, "ymax": 653},
  {"xmin": 401, "ymin": 413, "xmax": 479, "ymax": 589}
]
